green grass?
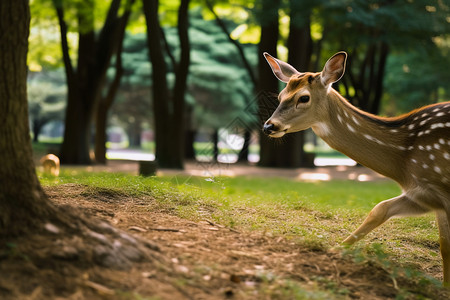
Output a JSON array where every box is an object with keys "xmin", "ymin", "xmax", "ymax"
[{"xmin": 39, "ymin": 170, "xmax": 437, "ymax": 250}]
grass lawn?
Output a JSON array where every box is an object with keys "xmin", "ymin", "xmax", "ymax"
[{"xmin": 39, "ymin": 171, "xmax": 442, "ymax": 287}]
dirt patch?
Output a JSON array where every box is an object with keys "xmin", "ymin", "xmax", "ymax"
[{"xmin": 0, "ymin": 184, "xmax": 447, "ymax": 299}]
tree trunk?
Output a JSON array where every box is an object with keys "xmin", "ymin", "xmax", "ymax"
[
  {"xmin": 54, "ymin": 0, "xmax": 133, "ymax": 165},
  {"xmin": 258, "ymin": 0, "xmax": 316, "ymax": 168},
  {"xmin": 94, "ymin": 101, "xmax": 109, "ymax": 164},
  {"xmin": 237, "ymin": 130, "xmax": 251, "ymax": 162},
  {"xmin": 94, "ymin": 1, "xmax": 132, "ymax": 164},
  {"xmin": 184, "ymin": 106, "xmax": 196, "ymax": 159},
  {"xmin": 257, "ymin": 0, "xmax": 283, "ymax": 167},
  {"xmin": 143, "ymin": 0, "xmax": 190, "ymax": 169},
  {"xmin": 0, "ymin": 0, "xmax": 57, "ymax": 234},
  {"xmin": 212, "ymin": 129, "xmax": 219, "ymax": 162}
]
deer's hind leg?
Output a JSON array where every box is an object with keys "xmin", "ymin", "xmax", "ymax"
[
  {"xmin": 343, "ymin": 194, "xmax": 430, "ymax": 245},
  {"xmin": 436, "ymin": 210, "xmax": 450, "ymax": 285}
]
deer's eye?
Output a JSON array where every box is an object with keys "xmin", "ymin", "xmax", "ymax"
[{"xmin": 296, "ymin": 95, "xmax": 310, "ymax": 107}]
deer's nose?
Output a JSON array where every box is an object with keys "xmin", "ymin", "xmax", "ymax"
[{"xmin": 263, "ymin": 122, "xmax": 275, "ymax": 135}]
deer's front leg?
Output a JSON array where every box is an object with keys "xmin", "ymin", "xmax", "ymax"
[
  {"xmin": 343, "ymin": 194, "xmax": 429, "ymax": 245},
  {"xmin": 436, "ymin": 210, "xmax": 450, "ymax": 286}
]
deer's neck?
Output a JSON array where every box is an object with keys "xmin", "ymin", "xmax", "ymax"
[{"xmin": 312, "ymin": 90, "xmax": 410, "ymax": 184}]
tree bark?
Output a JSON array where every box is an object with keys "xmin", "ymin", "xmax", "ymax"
[
  {"xmin": 257, "ymin": 0, "xmax": 284, "ymax": 167},
  {"xmin": 143, "ymin": 0, "xmax": 190, "ymax": 169},
  {"xmin": 0, "ymin": 0, "xmax": 58, "ymax": 234}
]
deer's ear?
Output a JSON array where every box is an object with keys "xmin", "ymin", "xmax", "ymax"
[
  {"xmin": 320, "ymin": 52, "xmax": 347, "ymax": 88},
  {"xmin": 263, "ymin": 52, "xmax": 301, "ymax": 83}
]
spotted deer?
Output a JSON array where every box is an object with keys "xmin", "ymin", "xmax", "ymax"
[{"xmin": 263, "ymin": 51, "xmax": 450, "ymax": 284}]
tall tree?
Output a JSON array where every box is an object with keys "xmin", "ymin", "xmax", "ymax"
[
  {"xmin": 256, "ymin": 0, "xmax": 284, "ymax": 167},
  {"xmin": 0, "ymin": 5, "xmax": 156, "ymax": 296},
  {"xmin": 143, "ymin": 0, "xmax": 191, "ymax": 169},
  {"xmin": 0, "ymin": 0, "xmax": 57, "ymax": 233},
  {"xmin": 53, "ymin": 0, "xmax": 134, "ymax": 164}
]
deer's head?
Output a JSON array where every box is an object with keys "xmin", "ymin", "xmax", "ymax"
[{"xmin": 263, "ymin": 52, "xmax": 347, "ymax": 137}]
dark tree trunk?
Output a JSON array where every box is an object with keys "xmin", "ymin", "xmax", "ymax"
[
  {"xmin": 32, "ymin": 119, "xmax": 47, "ymax": 143},
  {"xmin": 94, "ymin": 1, "xmax": 132, "ymax": 164},
  {"xmin": 54, "ymin": 0, "xmax": 133, "ymax": 165},
  {"xmin": 237, "ymin": 130, "xmax": 251, "ymax": 162},
  {"xmin": 212, "ymin": 129, "xmax": 219, "ymax": 162},
  {"xmin": 257, "ymin": 0, "xmax": 316, "ymax": 168},
  {"xmin": 0, "ymin": 0, "xmax": 58, "ymax": 234},
  {"xmin": 143, "ymin": 0, "xmax": 190, "ymax": 169},
  {"xmin": 95, "ymin": 100, "xmax": 109, "ymax": 164},
  {"xmin": 257, "ymin": 0, "xmax": 283, "ymax": 167},
  {"xmin": 184, "ymin": 106, "xmax": 196, "ymax": 159}
]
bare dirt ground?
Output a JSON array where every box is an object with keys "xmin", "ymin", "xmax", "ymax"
[{"xmin": 1, "ymin": 180, "xmax": 449, "ymax": 299}]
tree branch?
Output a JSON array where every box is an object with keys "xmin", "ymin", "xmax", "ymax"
[
  {"xmin": 52, "ymin": 0, "xmax": 75, "ymax": 85},
  {"xmin": 205, "ymin": 0, "xmax": 257, "ymax": 87}
]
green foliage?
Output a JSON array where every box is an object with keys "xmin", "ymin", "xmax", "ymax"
[
  {"xmin": 187, "ymin": 10, "xmax": 257, "ymax": 129},
  {"xmin": 383, "ymin": 48, "xmax": 450, "ymax": 114}
]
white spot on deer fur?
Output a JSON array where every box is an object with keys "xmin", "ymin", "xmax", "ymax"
[
  {"xmin": 426, "ymin": 145, "xmax": 432, "ymax": 151},
  {"xmin": 352, "ymin": 116, "xmax": 360, "ymax": 125},
  {"xmin": 337, "ymin": 114, "xmax": 343, "ymax": 123},
  {"xmin": 429, "ymin": 154, "xmax": 435, "ymax": 160},
  {"xmin": 433, "ymin": 108, "xmax": 440, "ymax": 112},
  {"xmin": 44, "ymin": 223, "xmax": 60, "ymax": 234},
  {"xmin": 422, "ymin": 113, "xmax": 429, "ymax": 118},
  {"xmin": 436, "ymin": 112, "xmax": 444, "ymax": 117},
  {"xmin": 347, "ymin": 124, "xmax": 356, "ymax": 132},
  {"xmin": 364, "ymin": 134, "xmax": 374, "ymax": 141},
  {"xmin": 408, "ymin": 124, "xmax": 415, "ymax": 130},
  {"xmin": 419, "ymin": 119, "xmax": 429, "ymax": 126},
  {"xmin": 444, "ymin": 152, "xmax": 450, "ymax": 160},
  {"xmin": 434, "ymin": 166, "xmax": 442, "ymax": 174},
  {"xmin": 397, "ymin": 145, "xmax": 406, "ymax": 150},
  {"xmin": 439, "ymin": 138, "xmax": 445, "ymax": 144},
  {"xmin": 418, "ymin": 145, "xmax": 425, "ymax": 150},
  {"xmin": 424, "ymin": 130, "xmax": 431, "ymax": 135},
  {"xmin": 431, "ymin": 123, "xmax": 445, "ymax": 129},
  {"xmin": 408, "ymin": 146, "xmax": 414, "ymax": 150},
  {"xmin": 375, "ymin": 139, "xmax": 386, "ymax": 146},
  {"xmin": 446, "ymin": 122, "xmax": 450, "ymax": 127},
  {"xmin": 418, "ymin": 131, "xmax": 424, "ymax": 137},
  {"xmin": 390, "ymin": 129, "xmax": 398, "ymax": 133},
  {"xmin": 411, "ymin": 159, "xmax": 417, "ymax": 164},
  {"xmin": 434, "ymin": 143, "xmax": 441, "ymax": 150},
  {"xmin": 312, "ymin": 122, "xmax": 331, "ymax": 137},
  {"xmin": 422, "ymin": 164, "xmax": 429, "ymax": 169}
]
